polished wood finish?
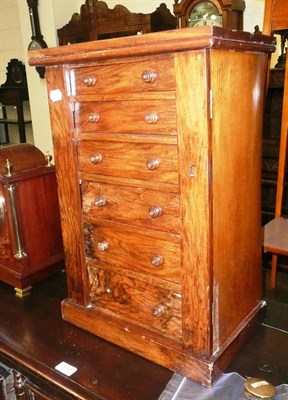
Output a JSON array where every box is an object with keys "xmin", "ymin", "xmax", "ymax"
[
  {"xmin": 57, "ymin": 0, "xmax": 176, "ymax": 46},
  {"xmin": 262, "ymin": 0, "xmax": 288, "ymax": 288},
  {"xmin": 29, "ymin": 27, "xmax": 274, "ymax": 386},
  {"xmin": 0, "ymin": 267, "xmax": 287, "ymax": 398},
  {"xmin": 263, "ymin": 0, "xmax": 288, "ymax": 35},
  {"xmin": 0, "ymin": 144, "xmax": 64, "ymax": 293},
  {"xmin": 173, "ymin": 0, "xmax": 245, "ymax": 30},
  {"xmin": 0, "ymin": 272, "xmax": 173, "ymax": 400}
]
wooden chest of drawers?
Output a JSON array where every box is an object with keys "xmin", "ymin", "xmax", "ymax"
[{"xmin": 28, "ymin": 27, "xmax": 275, "ymax": 386}]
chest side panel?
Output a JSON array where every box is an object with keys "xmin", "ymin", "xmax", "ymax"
[
  {"xmin": 210, "ymin": 49, "xmax": 267, "ymax": 350},
  {"xmin": 45, "ymin": 65, "xmax": 87, "ymax": 305}
]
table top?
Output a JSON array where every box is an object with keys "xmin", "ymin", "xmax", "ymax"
[{"xmin": 0, "ymin": 271, "xmax": 173, "ymax": 400}]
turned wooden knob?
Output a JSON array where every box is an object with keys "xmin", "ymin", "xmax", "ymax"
[
  {"xmin": 88, "ymin": 113, "xmax": 100, "ymax": 123},
  {"xmin": 146, "ymin": 158, "xmax": 160, "ymax": 170},
  {"xmin": 90, "ymin": 154, "xmax": 103, "ymax": 164},
  {"xmin": 149, "ymin": 206, "xmax": 162, "ymax": 218},
  {"xmin": 145, "ymin": 112, "xmax": 158, "ymax": 124},
  {"xmin": 83, "ymin": 76, "xmax": 96, "ymax": 86},
  {"xmin": 97, "ymin": 241, "xmax": 109, "ymax": 251},
  {"xmin": 142, "ymin": 70, "xmax": 157, "ymax": 83},
  {"xmin": 152, "ymin": 305, "xmax": 165, "ymax": 317},
  {"xmin": 151, "ymin": 255, "xmax": 163, "ymax": 267},
  {"xmin": 95, "ymin": 196, "xmax": 107, "ymax": 207}
]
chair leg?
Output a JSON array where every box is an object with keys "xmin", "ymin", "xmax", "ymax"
[{"xmin": 270, "ymin": 254, "xmax": 278, "ymax": 288}]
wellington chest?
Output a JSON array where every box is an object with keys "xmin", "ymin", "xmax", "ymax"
[
  {"xmin": 0, "ymin": 143, "xmax": 64, "ymax": 296},
  {"xmin": 28, "ymin": 27, "xmax": 275, "ymax": 385}
]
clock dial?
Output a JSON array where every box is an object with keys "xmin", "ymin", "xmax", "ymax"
[{"xmin": 188, "ymin": 2, "xmax": 222, "ymax": 27}]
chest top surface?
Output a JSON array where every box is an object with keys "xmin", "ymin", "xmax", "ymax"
[{"xmin": 28, "ymin": 26, "xmax": 275, "ymax": 68}]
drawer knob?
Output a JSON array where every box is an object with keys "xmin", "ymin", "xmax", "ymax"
[
  {"xmin": 88, "ymin": 113, "xmax": 100, "ymax": 123},
  {"xmin": 145, "ymin": 113, "xmax": 158, "ymax": 124},
  {"xmin": 95, "ymin": 196, "xmax": 107, "ymax": 207},
  {"xmin": 98, "ymin": 241, "xmax": 109, "ymax": 252},
  {"xmin": 152, "ymin": 305, "xmax": 165, "ymax": 318},
  {"xmin": 151, "ymin": 255, "xmax": 163, "ymax": 267},
  {"xmin": 146, "ymin": 158, "xmax": 160, "ymax": 170},
  {"xmin": 149, "ymin": 206, "xmax": 162, "ymax": 218},
  {"xmin": 90, "ymin": 154, "xmax": 103, "ymax": 164},
  {"xmin": 83, "ymin": 76, "xmax": 96, "ymax": 86},
  {"xmin": 142, "ymin": 70, "xmax": 157, "ymax": 83}
]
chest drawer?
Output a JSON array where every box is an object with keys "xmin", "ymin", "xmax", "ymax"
[
  {"xmin": 71, "ymin": 58, "xmax": 175, "ymax": 95},
  {"xmin": 82, "ymin": 181, "xmax": 180, "ymax": 233},
  {"xmin": 84, "ymin": 222, "xmax": 181, "ymax": 284},
  {"xmin": 74, "ymin": 100, "xmax": 176, "ymax": 135},
  {"xmin": 77, "ymin": 141, "xmax": 179, "ymax": 184},
  {"xmin": 84, "ymin": 222, "xmax": 181, "ymax": 283},
  {"xmin": 88, "ymin": 265, "xmax": 182, "ymax": 340}
]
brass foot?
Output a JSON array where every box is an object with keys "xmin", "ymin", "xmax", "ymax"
[{"xmin": 14, "ymin": 286, "xmax": 32, "ymax": 298}]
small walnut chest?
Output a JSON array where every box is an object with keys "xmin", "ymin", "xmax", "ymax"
[{"xmin": 28, "ymin": 27, "xmax": 275, "ymax": 385}]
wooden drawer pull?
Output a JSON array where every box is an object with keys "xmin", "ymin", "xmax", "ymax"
[
  {"xmin": 90, "ymin": 154, "xmax": 103, "ymax": 164},
  {"xmin": 149, "ymin": 206, "xmax": 162, "ymax": 218},
  {"xmin": 95, "ymin": 196, "xmax": 107, "ymax": 207},
  {"xmin": 83, "ymin": 76, "xmax": 96, "ymax": 86},
  {"xmin": 146, "ymin": 158, "xmax": 160, "ymax": 170},
  {"xmin": 88, "ymin": 113, "xmax": 100, "ymax": 123},
  {"xmin": 97, "ymin": 241, "xmax": 109, "ymax": 251},
  {"xmin": 142, "ymin": 70, "xmax": 157, "ymax": 83},
  {"xmin": 145, "ymin": 112, "xmax": 158, "ymax": 124},
  {"xmin": 151, "ymin": 255, "xmax": 163, "ymax": 267},
  {"xmin": 152, "ymin": 305, "xmax": 165, "ymax": 318}
]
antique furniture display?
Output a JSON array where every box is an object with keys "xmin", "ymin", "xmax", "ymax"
[
  {"xmin": 262, "ymin": 0, "xmax": 288, "ymax": 288},
  {"xmin": 29, "ymin": 27, "xmax": 274, "ymax": 386},
  {"xmin": 57, "ymin": 0, "xmax": 176, "ymax": 45},
  {"xmin": 0, "ymin": 144, "xmax": 64, "ymax": 297},
  {"xmin": 173, "ymin": 0, "xmax": 245, "ymax": 30},
  {"xmin": 0, "ymin": 59, "xmax": 32, "ymax": 143}
]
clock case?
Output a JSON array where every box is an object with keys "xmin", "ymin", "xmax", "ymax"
[
  {"xmin": 174, "ymin": 0, "xmax": 245, "ymax": 30},
  {"xmin": 0, "ymin": 144, "xmax": 64, "ymax": 296},
  {"xmin": 27, "ymin": 0, "xmax": 47, "ymax": 78}
]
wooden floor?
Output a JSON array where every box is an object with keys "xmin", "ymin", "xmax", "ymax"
[{"xmin": 0, "ymin": 266, "xmax": 287, "ymax": 399}]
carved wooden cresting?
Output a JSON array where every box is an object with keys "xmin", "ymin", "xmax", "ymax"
[
  {"xmin": 57, "ymin": 0, "xmax": 177, "ymax": 45},
  {"xmin": 28, "ymin": 27, "xmax": 275, "ymax": 386}
]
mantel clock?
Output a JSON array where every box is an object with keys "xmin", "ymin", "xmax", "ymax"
[{"xmin": 173, "ymin": 0, "xmax": 245, "ymax": 30}]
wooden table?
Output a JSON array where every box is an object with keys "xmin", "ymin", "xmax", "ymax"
[
  {"xmin": 0, "ymin": 270, "xmax": 287, "ymax": 399},
  {"xmin": 0, "ymin": 271, "xmax": 173, "ymax": 400}
]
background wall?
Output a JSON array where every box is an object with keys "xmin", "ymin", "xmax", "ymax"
[{"xmin": 0, "ymin": 0, "xmax": 274, "ymax": 156}]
